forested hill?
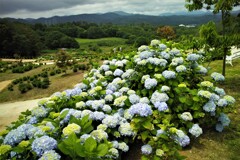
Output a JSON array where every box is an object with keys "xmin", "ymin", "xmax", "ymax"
[{"xmin": 3, "ymin": 12, "xmax": 222, "ymax": 25}]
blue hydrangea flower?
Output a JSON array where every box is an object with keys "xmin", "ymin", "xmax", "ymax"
[
  {"xmin": 162, "ymin": 70, "xmax": 176, "ymax": 79},
  {"xmin": 211, "ymin": 72, "xmax": 225, "ymax": 82},
  {"xmin": 154, "ymin": 102, "xmax": 168, "ymax": 112},
  {"xmin": 173, "ymin": 130, "xmax": 190, "ymax": 147},
  {"xmin": 160, "ymin": 51, "xmax": 170, "ymax": 59},
  {"xmin": 189, "ymin": 124, "xmax": 203, "ymax": 137},
  {"xmin": 140, "ymin": 51, "xmax": 154, "ymax": 59},
  {"xmin": 215, "ymin": 123, "xmax": 224, "ymax": 132},
  {"xmin": 119, "ymin": 87, "xmax": 130, "ymax": 94},
  {"xmin": 144, "ymin": 78, "xmax": 158, "ymax": 89},
  {"xmin": 39, "ymin": 150, "xmax": 61, "ymax": 160},
  {"xmin": 93, "ymin": 111, "xmax": 106, "ymax": 121},
  {"xmin": 27, "ymin": 116, "xmax": 38, "ymax": 124},
  {"xmin": 31, "ymin": 107, "xmax": 48, "ymax": 118},
  {"xmin": 113, "ymin": 69, "xmax": 124, "ymax": 77},
  {"xmin": 31, "ymin": 136, "xmax": 57, "ymax": 156},
  {"xmin": 187, "ymin": 53, "xmax": 200, "ymax": 61},
  {"xmin": 218, "ymin": 113, "xmax": 230, "ymax": 127},
  {"xmin": 150, "ymin": 91, "xmax": 169, "ymax": 104},
  {"xmin": 210, "ymin": 93, "xmax": 220, "ymax": 101},
  {"xmin": 129, "ymin": 94, "xmax": 140, "ymax": 104},
  {"xmin": 141, "ymin": 144, "xmax": 152, "ymax": 155},
  {"xmin": 203, "ymin": 100, "xmax": 216, "ymax": 112},
  {"xmin": 176, "ymin": 65, "xmax": 187, "ymax": 73},
  {"xmin": 159, "ymin": 44, "xmax": 167, "ymax": 50},
  {"xmin": 128, "ymin": 103, "xmax": 152, "ymax": 117}
]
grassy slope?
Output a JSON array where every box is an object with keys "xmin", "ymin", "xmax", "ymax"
[{"xmin": 0, "ymin": 65, "xmax": 85, "ymax": 103}]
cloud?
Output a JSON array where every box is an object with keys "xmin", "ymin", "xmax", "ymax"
[{"xmin": 0, "ymin": 0, "xmax": 187, "ymax": 18}]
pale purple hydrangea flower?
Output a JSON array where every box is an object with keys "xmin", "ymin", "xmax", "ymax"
[
  {"xmin": 217, "ymin": 99, "xmax": 228, "ymax": 107},
  {"xmin": 197, "ymin": 65, "xmax": 208, "ymax": 74},
  {"xmin": 203, "ymin": 100, "xmax": 216, "ymax": 112},
  {"xmin": 128, "ymin": 103, "xmax": 152, "ymax": 117},
  {"xmin": 154, "ymin": 102, "xmax": 168, "ymax": 112},
  {"xmin": 215, "ymin": 87, "xmax": 225, "ymax": 96},
  {"xmin": 173, "ymin": 130, "xmax": 190, "ymax": 147}
]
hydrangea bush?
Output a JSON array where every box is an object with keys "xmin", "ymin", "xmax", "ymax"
[{"xmin": 0, "ymin": 39, "xmax": 235, "ymax": 160}]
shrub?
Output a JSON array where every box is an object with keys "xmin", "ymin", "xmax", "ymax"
[
  {"xmin": 50, "ymin": 71, "xmax": 56, "ymax": 76},
  {"xmin": 0, "ymin": 40, "xmax": 235, "ymax": 160},
  {"xmin": 18, "ymin": 82, "xmax": 32, "ymax": 93},
  {"xmin": 7, "ymin": 84, "xmax": 14, "ymax": 91}
]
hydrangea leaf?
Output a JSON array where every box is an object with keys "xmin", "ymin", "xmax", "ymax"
[{"xmin": 84, "ymin": 137, "xmax": 97, "ymax": 152}]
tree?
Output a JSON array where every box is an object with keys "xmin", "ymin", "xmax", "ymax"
[
  {"xmin": 55, "ymin": 50, "xmax": 75, "ymax": 74},
  {"xmin": 185, "ymin": 0, "xmax": 240, "ymax": 76},
  {"xmin": 157, "ymin": 26, "xmax": 176, "ymax": 40}
]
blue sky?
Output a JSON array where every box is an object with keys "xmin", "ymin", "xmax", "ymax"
[{"xmin": 0, "ymin": 0, "xmax": 188, "ymax": 18}]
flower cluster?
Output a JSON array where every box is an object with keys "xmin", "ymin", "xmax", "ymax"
[
  {"xmin": 39, "ymin": 150, "xmax": 61, "ymax": 160},
  {"xmin": 31, "ymin": 136, "xmax": 57, "ymax": 156},
  {"xmin": 62, "ymin": 123, "xmax": 81, "ymax": 136},
  {"xmin": 189, "ymin": 124, "xmax": 203, "ymax": 137},
  {"xmin": 211, "ymin": 72, "xmax": 225, "ymax": 82},
  {"xmin": 141, "ymin": 144, "xmax": 152, "ymax": 155}
]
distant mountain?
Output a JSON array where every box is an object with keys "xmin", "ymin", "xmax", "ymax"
[
  {"xmin": 159, "ymin": 10, "xmax": 213, "ymax": 16},
  {"xmin": 2, "ymin": 11, "xmax": 223, "ymax": 25}
]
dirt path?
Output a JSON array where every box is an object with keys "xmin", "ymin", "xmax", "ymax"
[
  {"xmin": 0, "ymin": 98, "xmax": 48, "ymax": 131},
  {"xmin": 0, "ymin": 80, "xmax": 12, "ymax": 92}
]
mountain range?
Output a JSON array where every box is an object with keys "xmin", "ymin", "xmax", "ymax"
[{"xmin": 3, "ymin": 10, "xmax": 239, "ymax": 25}]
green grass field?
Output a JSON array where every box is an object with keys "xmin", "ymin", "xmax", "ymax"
[{"xmin": 75, "ymin": 37, "xmax": 127, "ymax": 45}]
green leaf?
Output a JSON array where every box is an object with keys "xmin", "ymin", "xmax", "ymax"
[
  {"xmin": 58, "ymin": 133, "xmax": 83, "ymax": 158},
  {"xmin": 60, "ymin": 110, "xmax": 69, "ymax": 119},
  {"xmin": 193, "ymin": 96, "xmax": 200, "ymax": 102},
  {"xmin": 141, "ymin": 131, "xmax": 149, "ymax": 141},
  {"xmin": 141, "ymin": 155, "xmax": 150, "ymax": 160},
  {"xmin": 142, "ymin": 119, "xmax": 154, "ymax": 130},
  {"xmin": 84, "ymin": 137, "xmax": 97, "ymax": 152},
  {"xmin": 179, "ymin": 96, "xmax": 186, "ymax": 103},
  {"xmin": 96, "ymin": 144, "xmax": 108, "ymax": 156}
]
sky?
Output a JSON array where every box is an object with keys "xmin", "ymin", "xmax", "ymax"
[{"xmin": 0, "ymin": 0, "xmax": 189, "ymax": 19}]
